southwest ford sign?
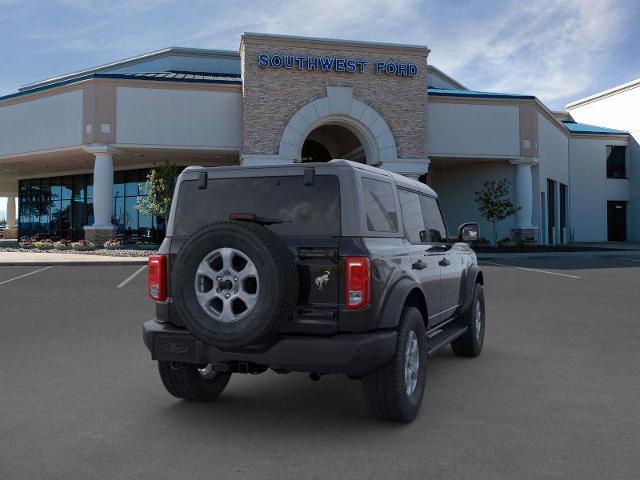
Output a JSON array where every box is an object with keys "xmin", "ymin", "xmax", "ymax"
[{"xmin": 257, "ymin": 54, "xmax": 418, "ymax": 77}]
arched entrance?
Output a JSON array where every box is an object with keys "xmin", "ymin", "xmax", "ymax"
[
  {"xmin": 277, "ymin": 86, "xmax": 398, "ymax": 166},
  {"xmin": 301, "ymin": 124, "xmax": 365, "ymax": 163}
]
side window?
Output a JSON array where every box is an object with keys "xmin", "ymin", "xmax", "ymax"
[
  {"xmin": 398, "ymin": 189, "xmax": 426, "ymax": 244},
  {"xmin": 420, "ymin": 195, "xmax": 447, "ymax": 243},
  {"xmin": 361, "ymin": 177, "xmax": 398, "ymax": 233}
]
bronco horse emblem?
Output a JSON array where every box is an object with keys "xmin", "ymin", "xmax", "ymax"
[{"xmin": 315, "ymin": 271, "xmax": 331, "ymax": 290}]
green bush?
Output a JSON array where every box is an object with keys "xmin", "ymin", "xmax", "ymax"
[{"xmin": 71, "ymin": 240, "xmax": 96, "ymax": 251}]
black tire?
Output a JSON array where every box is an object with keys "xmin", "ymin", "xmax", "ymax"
[
  {"xmin": 451, "ymin": 283, "xmax": 485, "ymax": 357},
  {"xmin": 158, "ymin": 361, "xmax": 231, "ymax": 401},
  {"xmin": 173, "ymin": 221, "xmax": 298, "ymax": 349},
  {"xmin": 362, "ymin": 307, "xmax": 427, "ymax": 423}
]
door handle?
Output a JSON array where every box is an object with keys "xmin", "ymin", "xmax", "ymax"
[
  {"xmin": 438, "ymin": 257, "xmax": 451, "ymax": 267},
  {"xmin": 412, "ymin": 259, "xmax": 427, "ymax": 270}
]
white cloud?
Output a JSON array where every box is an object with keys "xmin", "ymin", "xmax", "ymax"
[{"xmin": 427, "ymin": 0, "xmax": 628, "ymax": 107}]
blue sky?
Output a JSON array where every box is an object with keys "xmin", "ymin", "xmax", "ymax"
[{"xmin": 1, "ymin": 0, "xmax": 639, "ymax": 108}]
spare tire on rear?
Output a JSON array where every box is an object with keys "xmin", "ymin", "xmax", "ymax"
[{"xmin": 172, "ymin": 221, "xmax": 298, "ymax": 349}]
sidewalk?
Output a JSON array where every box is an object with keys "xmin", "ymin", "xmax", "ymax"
[
  {"xmin": 477, "ymin": 250, "xmax": 640, "ymax": 260},
  {"xmin": 0, "ymin": 251, "xmax": 148, "ymax": 266}
]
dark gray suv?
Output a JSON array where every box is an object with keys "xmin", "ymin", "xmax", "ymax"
[{"xmin": 143, "ymin": 160, "xmax": 484, "ymax": 422}]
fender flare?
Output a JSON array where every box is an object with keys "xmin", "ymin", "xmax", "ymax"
[
  {"xmin": 378, "ymin": 277, "xmax": 426, "ymax": 329},
  {"xmin": 459, "ymin": 264, "xmax": 483, "ymax": 314}
]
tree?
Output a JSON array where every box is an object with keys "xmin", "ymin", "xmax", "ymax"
[
  {"xmin": 474, "ymin": 179, "xmax": 519, "ymax": 246},
  {"xmin": 136, "ymin": 161, "xmax": 180, "ymax": 221}
]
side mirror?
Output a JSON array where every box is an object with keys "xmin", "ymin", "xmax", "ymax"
[{"xmin": 458, "ymin": 222, "xmax": 480, "ymax": 243}]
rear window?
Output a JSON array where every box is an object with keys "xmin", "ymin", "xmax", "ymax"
[
  {"xmin": 361, "ymin": 177, "xmax": 398, "ymax": 233},
  {"xmin": 173, "ymin": 175, "xmax": 341, "ymax": 237}
]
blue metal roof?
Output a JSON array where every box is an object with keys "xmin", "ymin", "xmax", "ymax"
[
  {"xmin": 562, "ymin": 121, "xmax": 628, "ymax": 135},
  {"xmin": 0, "ymin": 71, "xmax": 242, "ymax": 103},
  {"xmin": 428, "ymin": 87, "xmax": 535, "ymax": 100}
]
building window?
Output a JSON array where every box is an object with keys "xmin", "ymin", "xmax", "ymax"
[
  {"xmin": 18, "ymin": 168, "xmax": 163, "ymax": 242},
  {"xmin": 606, "ymin": 145, "xmax": 626, "ymax": 179}
]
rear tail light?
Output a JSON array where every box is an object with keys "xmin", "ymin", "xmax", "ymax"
[
  {"xmin": 148, "ymin": 255, "xmax": 167, "ymax": 302},
  {"xmin": 344, "ymin": 256, "xmax": 370, "ymax": 310}
]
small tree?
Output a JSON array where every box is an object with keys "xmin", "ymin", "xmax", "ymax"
[
  {"xmin": 136, "ymin": 161, "xmax": 180, "ymax": 221},
  {"xmin": 474, "ymin": 179, "xmax": 519, "ymax": 246}
]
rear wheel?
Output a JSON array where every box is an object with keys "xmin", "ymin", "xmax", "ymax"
[
  {"xmin": 451, "ymin": 283, "xmax": 485, "ymax": 357},
  {"xmin": 158, "ymin": 361, "xmax": 231, "ymax": 401},
  {"xmin": 362, "ymin": 307, "xmax": 427, "ymax": 423}
]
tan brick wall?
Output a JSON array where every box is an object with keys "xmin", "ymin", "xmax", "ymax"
[{"xmin": 240, "ymin": 36, "xmax": 429, "ymax": 159}]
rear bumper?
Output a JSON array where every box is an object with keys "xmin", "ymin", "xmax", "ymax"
[{"xmin": 143, "ymin": 319, "xmax": 397, "ymax": 375}]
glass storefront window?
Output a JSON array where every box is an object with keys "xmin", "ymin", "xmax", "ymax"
[
  {"xmin": 18, "ymin": 168, "xmax": 174, "ymax": 242},
  {"xmin": 113, "ymin": 171, "xmax": 125, "ymax": 199}
]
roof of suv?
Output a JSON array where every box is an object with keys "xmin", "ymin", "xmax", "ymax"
[{"xmin": 185, "ymin": 159, "xmax": 437, "ymax": 197}]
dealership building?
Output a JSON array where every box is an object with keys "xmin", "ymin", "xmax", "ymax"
[{"xmin": 0, "ymin": 33, "xmax": 637, "ymax": 244}]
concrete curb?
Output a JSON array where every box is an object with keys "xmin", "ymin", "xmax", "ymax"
[
  {"xmin": 477, "ymin": 250, "xmax": 640, "ymax": 260},
  {"xmin": 0, "ymin": 260, "xmax": 148, "ymax": 266}
]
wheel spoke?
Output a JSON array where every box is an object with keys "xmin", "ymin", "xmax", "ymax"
[
  {"xmin": 219, "ymin": 248, "xmax": 234, "ymax": 272},
  {"xmin": 237, "ymin": 262, "xmax": 258, "ymax": 280},
  {"xmin": 236, "ymin": 290, "xmax": 258, "ymax": 310},
  {"xmin": 196, "ymin": 262, "xmax": 218, "ymax": 281},
  {"xmin": 196, "ymin": 288, "xmax": 219, "ymax": 306}
]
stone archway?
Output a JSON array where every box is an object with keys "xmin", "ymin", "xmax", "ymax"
[{"xmin": 278, "ymin": 86, "xmax": 398, "ymax": 165}]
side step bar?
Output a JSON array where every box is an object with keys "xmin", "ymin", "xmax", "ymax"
[{"xmin": 426, "ymin": 324, "xmax": 468, "ymax": 357}]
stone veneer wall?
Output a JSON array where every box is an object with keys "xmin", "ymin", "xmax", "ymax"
[{"xmin": 240, "ymin": 36, "xmax": 429, "ymax": 160}]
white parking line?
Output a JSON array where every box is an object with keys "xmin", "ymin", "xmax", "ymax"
[
  {"xmin": 0, "ymin": 266, "xmax": 52, "ymax": 286},
  {"xmin": 480, "ymin": 260, "xmax": 581, "ymax": 279},
  {"xmin": 116, "ymin": 265, "xmax": 147, "ymax": 289}
]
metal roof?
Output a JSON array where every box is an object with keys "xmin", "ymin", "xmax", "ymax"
[
  {"xmin": 116, "ymin": 71, "xmax": 241, "ymax": 82},
  {"xmin": 562, "ymin": 121, "xmax": 628, "ymax": 135},
  {"xmin": 19, "ymin": 47, "xmax": 240, "ymax": 92},
  {"xmin": 0, "ymin": 71, "xmax": 242, "ymax": 103}
]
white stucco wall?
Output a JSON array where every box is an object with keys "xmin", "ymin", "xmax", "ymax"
[
  {"xmin": 430, "ymin": 161, "xmax": 517, "ymax": 243},
  {"xmin": 115, "ymin": 87, "xmax": 242, "ymax": 148},
  {"xmin": 568, "ymin": 86, "xmax": 639, "ymax": 241},
  {"xmin": 536, "ymin": 113, "xmax": 569, "ymax": 242},
  {"xmin": 0, "ymin": 90, "xmax": 83, "ymax": 157},
  {"xmin": 427, "ymin": 102, "xmax": 520, "ymax": 157},
  {"xmin": 569, "ymin": 137, "xmax": 630, "ymax": 241}
]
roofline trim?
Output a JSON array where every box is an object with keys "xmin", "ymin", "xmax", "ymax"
[
  {"xmin": 428, "ymin": 88, "xmax": 535, "ymax": 100},
  {"xmin": 565, "ymin": 78, "xmax": 640, "ymax": 109},
  {"xmin": 19, "ymin": 46, "xmax": 240, "ymax": 92}
]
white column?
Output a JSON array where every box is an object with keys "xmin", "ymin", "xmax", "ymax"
[
  {"xmin": 6, "ymin": 195, "xmax": 16, "ymax": 228},
  {"xmin": 83, "ymin": 146, "xmax": 118, "ymax": 244},
  {"xmin": 91, "ymin": 151, "xmax": 114, "ymax": 227},
  {"xmin": 510, "ymin": 158, "xmax": 537, "ymax": 229}
]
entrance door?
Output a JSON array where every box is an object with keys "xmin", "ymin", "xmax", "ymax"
[
  {"xmin": 547, "ymin": 179, "xmax": 556, "ymax": 244},
  {"xmin": 607, "ymin": 201, "xmax": 627, "ymax": 241}
]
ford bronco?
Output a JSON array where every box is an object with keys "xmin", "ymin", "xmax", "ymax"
[{"xmin": 143, "ymin": 160, "xmax": 484, "ymax": 422}]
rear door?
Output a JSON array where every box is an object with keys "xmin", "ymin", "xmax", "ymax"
[
  {"xmin": 420, "ymin": 195, "xmax": 464, "ymax": 320},
  {"xmin": 397, "ymin": 188, "xmax": 441, "ymax": 324}
]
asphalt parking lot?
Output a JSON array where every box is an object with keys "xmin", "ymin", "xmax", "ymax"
[{"xmin": 1, "ymin": 256, "xmax": 639, "ymax": 480}]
